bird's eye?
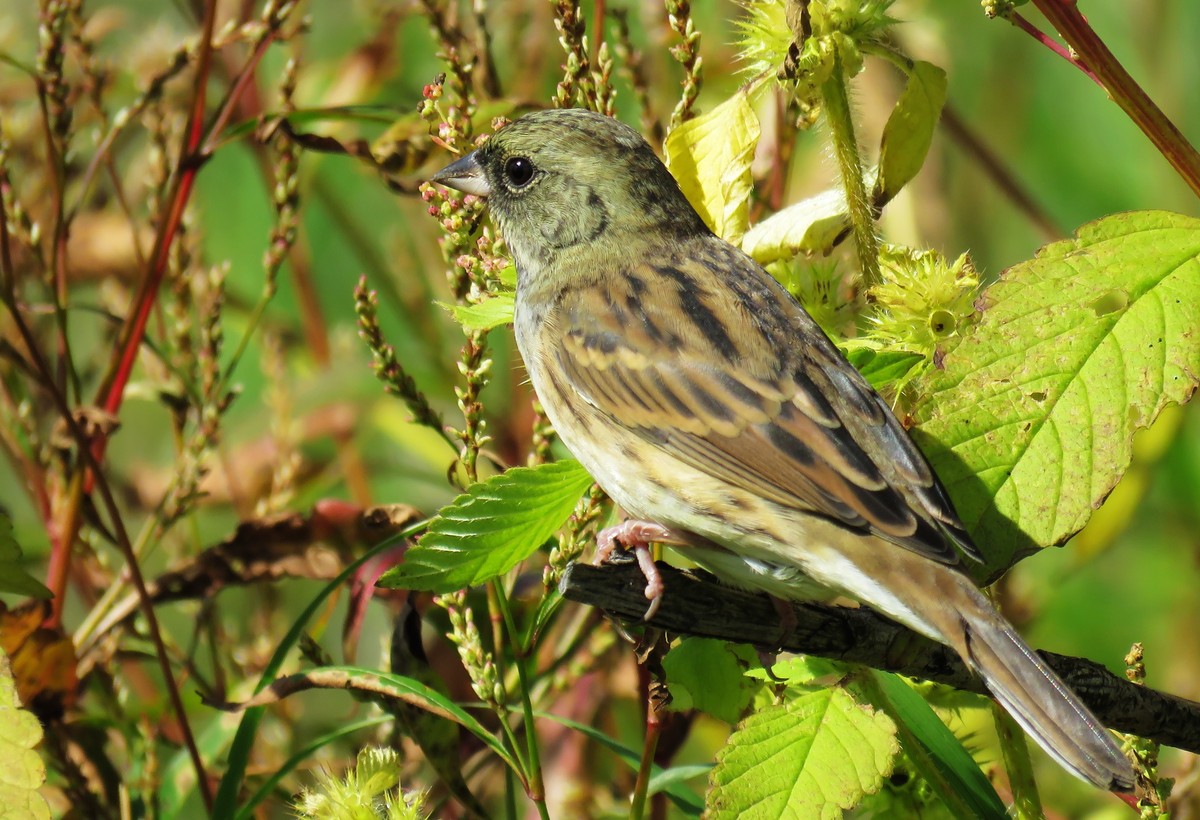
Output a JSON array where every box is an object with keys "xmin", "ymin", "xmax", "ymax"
[{"xmin": 504, "ymin": 156, "xmax": 535, "ymax": 188}]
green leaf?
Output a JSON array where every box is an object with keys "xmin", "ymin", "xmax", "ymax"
[
  {"xmin": 914, "ymin": 210, "xmax": 1200, "ymax": 579},
  {"xmin": 844, "ymin": 348, "xmax": 927, "ymax": 393},
  {"xmin": 664, "ymin": 83, "xmax": 765, "ymax": 243},
  {"xmin": 0, "ymin": 515, "xmax": 52, "ymax": 600},
  {"xmin": 298, "ymin": 667, "xmax": 515, "ymax": 769},
  {"xmin": 438, "ymin": 293, "xmax": 516, "ymax": 332},
  {"xmin": 495, "ymin": 262, "xmax": 517, "ymax": 288},
  {"xmin": 741, "ymin": 188, "xmax": 850, "ymax": 264},
  {"xmin": 663, "ymin": 639, "xmax": 761, "ymax": 724},
  {"xmin": 874, "ymin": 61, "xmax": 947, "ymax": 205},
  {"xmin": 708, "ymin": 686, "xmax": 898, "ymax": 819},
  {"xmin": 0, "ymin": 649, "xmax": 51, "ymax": 820},
  {"xmin": 744, "ymin": 655, "xmax": 841, "ymax": 684},
  {"xmin": 379, "ymin": 460, "xmax": 594, "ymax": 593},
  {"xmin": 867, "ymin": 672, "xmax": 1006, "ymax": 820}
]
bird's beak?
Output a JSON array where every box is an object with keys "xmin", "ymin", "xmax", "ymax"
[{"xmin": 431, "ymin": 152, "xmax": 490, "ymax": 198}]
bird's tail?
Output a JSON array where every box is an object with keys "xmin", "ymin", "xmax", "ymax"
[
  {"xmin": 953, "ymin": 589, "xmax": 1134, "ymax": 792},
  {"xmin": 816, "ymin": 541, "xmax": 1135, "ymax": 792}
]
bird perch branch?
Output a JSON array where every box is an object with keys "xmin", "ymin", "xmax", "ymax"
[{"xmin": 559, "ymin": 561, "xmax": 1200, "ymax": 754}]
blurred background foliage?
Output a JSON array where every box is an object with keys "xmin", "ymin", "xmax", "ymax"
[{"xmin": 0, "ymin": 0, "xmax": 1198, "ymax": 816}]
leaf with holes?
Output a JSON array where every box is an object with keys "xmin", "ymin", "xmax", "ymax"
[
  {"xmin": 707, "ymin": 686, "xmax": 897, "ymax": 819},
  {"xmin": 913, "ymin": 210, "xmax": 1200, "ymax": 581},
  {"xmin": 378, "ymin": 460, "xmax": 594, "ymax": 593}
]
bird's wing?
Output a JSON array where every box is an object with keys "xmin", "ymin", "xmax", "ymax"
[{"xmin": 550, "ymin": 243, "xmax": 981, "ymax": 567}]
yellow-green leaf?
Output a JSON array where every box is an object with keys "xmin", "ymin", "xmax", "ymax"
[
  {"xmin": 741, "ymin": 170, "xmax": 877, "ymax": 264},
  {"xmin": 664, "ymin": 83, "xmax": 765, "ymax": 243},
  {"xmin": 0, "ymin": 648, "xmax": 51, "ymax": 820},
  {"xmin": 708, "ymin": 686, "xmax": 898, "ymax": 819},
  {"xmin": 875, "ymin": 61, "xmax": 947, "ymax": 205},
  {"xmin": 914, "ymin": 210, "xmax": 1200, "ymax": 580}
]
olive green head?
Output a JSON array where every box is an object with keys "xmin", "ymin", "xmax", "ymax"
[{"xmin": 432, "ymin": 109, "xmax": 708, "ymax": 268}]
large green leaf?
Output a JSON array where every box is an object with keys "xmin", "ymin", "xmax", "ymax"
[
  {"xmin": 914, "ymin": 210, "xmax": 1200, "ymax": 579},
  {"xmin": 0, "ymin": 515, "xmax": 51, "ymax": 600},
  {"xmin": 707, "ymin": 686, "xmax": 898, "ymax": 818},
  {"xmin": 378, "ymin": 460, "xmax": 594, "ymax": 593},
  {"xmin": 664, "ymin": 83, "xmax": 765, "ymax": 243}
]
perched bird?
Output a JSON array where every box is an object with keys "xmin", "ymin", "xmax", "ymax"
[{"xmin": 432, "ymin": 108, "xmax": 1134, "ymax": 792}]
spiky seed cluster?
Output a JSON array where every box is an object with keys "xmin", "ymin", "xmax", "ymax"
[
  {"xmin": 736, "ymin": 0, "xmax": 895, "ymax": 104},
  {"xmin": 866, "ymin": 246, "xmax": 980, "ymax": 354},
  {"xmin": 293, "ymin": 746, "xmax": 427, "ymax": 820}
]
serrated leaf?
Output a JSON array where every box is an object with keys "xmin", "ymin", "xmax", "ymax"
[
  {"xmin": 875, "ymin": 61, "xmax": 947, "ymax": 205},
  {"xmin": 0, "ymin": 649, "xmax": 51, "ymax": 820},
  {"xmin": 0, "ymin": 515, "xmax": 51, "ymax": 600},
  {"xmin": 665, "ymin": 83, "xmax": 765, "ymax": 243},
  {"xmin": 378, "ymin": 460, "xmax": 594, "ymax": 593},
  {"xmin": 708, "ymin": 687, "xmax": 898, "ymax": 819},
  {"xmin": 438, "ymin": 293, "xmax": 515, "ymax": 332},
  {"xmin": 663, "ymin": 639, "xmax": 761, "ymax": 724},
  {"xmin": 913, "ymin": 210, "xmax": 1200, "ymax": 580}
]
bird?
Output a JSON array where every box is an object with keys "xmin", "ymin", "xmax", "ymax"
[{"xmin": 431, "ymin": 107, "xmax": 1135, "ymax": 793}]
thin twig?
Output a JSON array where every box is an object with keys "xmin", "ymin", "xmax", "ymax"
[
  {"xmin": 561, "ymin": 562, "xmax": 1200, "ymax": 754},
  {"xmin": 1004, "ymin": 10, "xmax": 1101, "ymax": 87},
  {"xmin": 1021, "ymin": 0, "xmax": 1200, "ymax": 199}
]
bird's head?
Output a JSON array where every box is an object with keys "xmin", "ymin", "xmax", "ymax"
[{"xmin": 432, "ymin": 109, "xmax": 708, "ymax": 275}]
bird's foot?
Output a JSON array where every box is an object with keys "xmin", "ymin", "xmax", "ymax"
[
  {"xmin": 595, "ymin": 520, "xmax": 677, "ymax": 621},
  {"xmin": 756, "ymin": 595, "xmax": 799, "ymax": 681},
  {"xmin": 770, "ymin": 593, "xmax": 798, "ymax": 646}
]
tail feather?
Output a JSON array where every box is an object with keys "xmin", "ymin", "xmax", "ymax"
[
  {"xmin": 960, "ymin": 605, "xmax": 1135, "ymax": 792},
  {"xmin": 815, "ymin": 543, "xmax": 1136, "ymax": 792}
]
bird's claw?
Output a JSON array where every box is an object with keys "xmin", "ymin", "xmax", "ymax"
[{"xmin": 595, "ymin": 520, "xmax": 673, "ymax": 621}]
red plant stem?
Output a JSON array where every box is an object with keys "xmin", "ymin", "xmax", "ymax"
[
  {"xmin": 42, "ymin": 0, "xmax": 217, "ymax": 625},
  {"xmin": 94, "ymin": 53, "xmax": 212, "ymax": 423},
  {"xmin": 1, "ymin": 154, "xmax": 214, "ymax": 814},
  {"xmin": 1005, "ymin": 11, "xmax": 1101, "ymax": 87},
  {"xmin": 46, "ymin": 12, "xmax": 276, "ymax": 617},
  {"xmin": 1028, "ymin": 0, "xmax": 1200, "ymax": 199}
]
